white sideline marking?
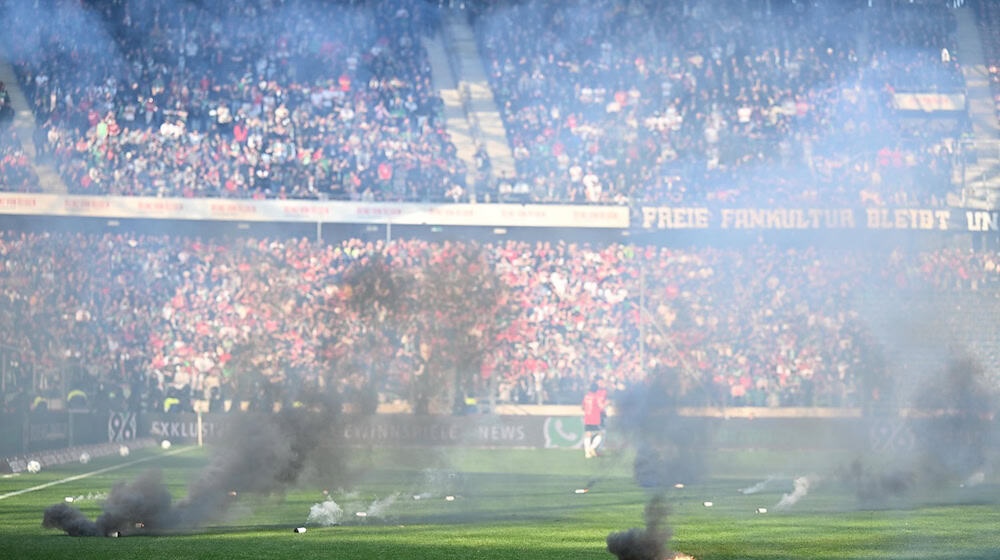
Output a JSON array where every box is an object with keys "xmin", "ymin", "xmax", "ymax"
[{"xmin": 0, "ymin": 447, "xmax": 194, "ymax": 501}]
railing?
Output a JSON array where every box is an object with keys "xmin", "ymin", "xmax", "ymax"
[{"xmin": 958, "ymin": 139, "xmax": 1000, "ymax": 208}]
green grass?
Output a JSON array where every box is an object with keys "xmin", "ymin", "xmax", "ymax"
[{"xmin": 2, "ymin": 446, "xmax": 1000, "ymax": 559}]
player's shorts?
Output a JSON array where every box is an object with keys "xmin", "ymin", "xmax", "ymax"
[{"xmin": 585, "ymin": 424, "xmax": 601, "ymax": 431}]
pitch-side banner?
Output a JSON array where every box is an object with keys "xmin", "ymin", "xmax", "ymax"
[
  {"xmin": 891, "ymin": 92, "xmax": 966, "ymax": 112},
  {"xmin": 0, "ymin": 193, "xmax": 628, "ymax": 228},
  {"xmin": 639, "ymin": 206, "xmax": 999, "ymax": 232}
]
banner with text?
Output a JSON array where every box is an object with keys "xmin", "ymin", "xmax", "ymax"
[
  {"xmin": 639, "ymin": 206, "xmax": 999, "ymax": 232},
  {"xmin": 139, "ymin": 413, "xmax": 871, "ymax": 451},
  {"xmin": 0, "ymin": 193, "xmax": 628, "ymax": 228}
]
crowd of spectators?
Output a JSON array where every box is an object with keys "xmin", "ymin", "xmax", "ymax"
[
  {"xmin": 1, "ymin": 231, "xmax": 997, "ymax": 416},
  {"xmin": 0, "ymin": 0, "xmax": 970, "ymax": 206},
  {"xmin": 6, "ymin": 0, "xmax": 467, "ymax": 200},
  {"xmin": 0, "ymin": 134, "xmax": 38, "ymax": 193},
  {"xmin": 0, "ymin": 82, "xmax": 39, "ymax": 192},
  {"xmin": 471, "ymin": 0, "xmax": 963, "ymax": 207}
]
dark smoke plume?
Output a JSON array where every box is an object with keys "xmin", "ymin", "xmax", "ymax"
[
  {"xmin": 43, "ymin": 503, "xmax": 99, "ymax": 537},
  {"xmin": 614, "ymin": 367, "xmax": 706, "ymax": 488},
  {"xmin": 606, "ymin": 493, "xmax": 672, "ymax": 560},
  {"xmin": 840, "ymin": 356, "xmax": 995, "ymax": 505},
  {"xmin": 44, "ymin": 469, "xmax": 176, "ymax": 536},
  {"xmin": 911, "ymin": 357, "xmax": 996, "ymax": 483},
  {"xmin": 838, "ymin": 460, "xmax": 915, "ymax": 505},
  {"xmin": 43, "ymin": 390, "xmax": 343, "ymax": 536}
]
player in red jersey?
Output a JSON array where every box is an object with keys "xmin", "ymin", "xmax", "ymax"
[{"xmin": 582, "ymin": 380, "xmax": 608, "ymax": 458}]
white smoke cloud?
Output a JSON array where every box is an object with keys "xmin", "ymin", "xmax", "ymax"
[
  {"xmin": 364, "ymin": 493, "xmax": 400, "ymax": 518},
  {"xmin": 739, "ymin": 476, "xmax": 776, "ymax": 495},
  {"xmin": 306, "ymin": 500, "xmax": 343, "ymax": 526},
  {"xmin": 775, "ymin": 475, "xmax": 820, "ymax": 510}
]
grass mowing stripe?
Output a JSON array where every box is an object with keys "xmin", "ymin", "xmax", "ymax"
[{"xmin": 0, "ymin": 446, "xmax": 195, "ymax": 501}]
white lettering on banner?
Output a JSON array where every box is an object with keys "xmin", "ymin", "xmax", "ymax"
[
  {"xmin": 477, "ymin": 425, "xmax": 526, "ymax": 441},
  {"xmin": 341, "ymin": 423, "xmax": 462, "ymax": 442},
  {"xmin": 966, "ymin": 211, "xmax": 999, "ymax": 232},
  {"xmin": 641, "ymin": 207, "xmax": 711, "ymax": 229},
  {"xmin": 0, "ymin": 194, "xmax": 629, "ymax": 228},
  {"xmin": 865, "ymin": 208, "xmax": 949, "ymax": 230},
  {"xmin": 149, "ymin": 420, "xmax": 216, "ymax": 439},
  {"xmin": 719, "ymin": 208, "xmax": 855, "ymax": 229}
]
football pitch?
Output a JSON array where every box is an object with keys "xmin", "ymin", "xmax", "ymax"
[{"xmin": 2, "ymin": 446, "xmax": 999, "ymax": 559}]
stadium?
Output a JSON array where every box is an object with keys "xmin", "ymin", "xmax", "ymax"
[{"xmin": 1, "ymin": 0, "xmax": 999, "ymax": 558}]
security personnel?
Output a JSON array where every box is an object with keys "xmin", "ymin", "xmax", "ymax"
[
  {"xmin": 30, "ymin": 394, "xmax": 48, "ymax": 413},
  {"xmin": 67, "ymin": 388, "xmax": 88, "ymax": 410}
]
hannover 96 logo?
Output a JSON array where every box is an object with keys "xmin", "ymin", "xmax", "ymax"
[{"xmin": 543, "ymin": 417, "xmax": 584, "ymax": 449}]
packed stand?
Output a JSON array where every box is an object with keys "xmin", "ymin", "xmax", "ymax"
[
  {"xmin": 4, "ymin": 0, "xmax": 467, "ymax": 200},
  {"xmin": 470, "ymin": 0, "xmax": 962, "ymax": 207},
  {"xmin": 2, "ymin": 231, "xmax": 998, "ymax": 416},
  {"xmin": 0, "ymin": 132, "xmax": 39, "ymax": 193},
  {"xmin": 0, "ymin": 82, "xmax": 39, "ymax": 192},
  {"xmin": 973, "ymin": 0, "xmax": 1000, "ymax": 125}
]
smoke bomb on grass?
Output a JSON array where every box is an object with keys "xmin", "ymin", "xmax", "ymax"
[
  {"xmin": 43, "ymin": 391, "xmax": 345, "ymax": 536},
  {"xmin": 306, "ymin": 500, "xmax": 343, "ymax": 527},
  {"xmin": 606, "ymin": 494, "xmax": 672, "ymax": 560},
  {"xmin": 960, "ymin": 471, "xmax": 985, "ymax": 488}
]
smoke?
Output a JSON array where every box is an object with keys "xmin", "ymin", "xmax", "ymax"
[
  {"xmin": 910, "ymin": 357, "xmax": 996, "ymax": 484},
  {"xmin": 606, "ymin": 369, "xmax": 698, "ymax": 558},
  {"xmin": 613, "ymin": 367, "xmax": 707, "ymax": 488},
  {"xmin": 363, "ymin": 493, "xmax": 400, "ymax": 518},
  {"xmin": 836, "ymin": 355, "xmax": 996, "ymax": 505},
  {"xmin": 739, "ymin": 476, "xmax": 775, "ymax": 495},
  {"xmin": 606, "ymin": 493, "xmax": 672, "ymax": 560},
  {"xmin": 43, "ymin": 389, "xmax": 345, "ymax": 536},
  {"xmin": 306, "ymin": 500, "xmax": 343, "ymax": 526},
  {"xmin": 308, "ymin": 491, "xmax": 401, "ymax": 525},
  {"xmin": 43, "ymin": 504, "xmax": 98, "ymax": 537},
  {"xmin": 775, "ymin": 475, "xmax": 820, "ymax": 510},
  {"xmin": 961, "ymin": 471, "xmax": 985, "ymax": 489},
  {"xmin": 43, "ymin": 469, "xmax": 174, "ymax": 536},
  {"xmin": 838, "ymin": 460, "xmax": 914, "ymax": 505}
]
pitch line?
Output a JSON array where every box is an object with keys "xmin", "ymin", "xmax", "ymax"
[{"xmin": 0, "ymin": 446, "xmax": 194, "ymax": 501}]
